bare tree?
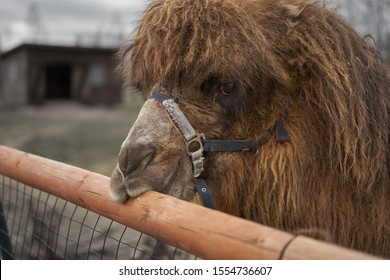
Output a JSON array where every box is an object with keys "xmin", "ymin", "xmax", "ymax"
[
  {"xmin": 109, "ymin": 12, "xmax": 126, "ymax": 46},
  {"xmin": 26, "ymin": 3, "xmax": 46, "ymax": 43},
  {"xmin": 363, "ymin": 0, "xmax": 390, "ymax": 57}
]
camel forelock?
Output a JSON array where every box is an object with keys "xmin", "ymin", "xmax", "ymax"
[{"xmin": 119, "ymin": 0, "xmax": 290, "ymax": 91}]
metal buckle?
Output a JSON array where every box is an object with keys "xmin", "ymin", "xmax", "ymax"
[
  {"xmin": 186, "ymin": 133, "xmax": 205, "ymax": 178},
  {"xmin": 186, "ymin": 133, "xmax": 205, "ymax": 156}
]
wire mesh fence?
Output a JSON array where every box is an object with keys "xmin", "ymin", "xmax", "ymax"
[
  {"xmin": 0, "ymin": 174, "xmax": 195, "ymax": 260},
  {"xmin": 0, "ymin": 146, "xmax": 378, "ymax": 260}
]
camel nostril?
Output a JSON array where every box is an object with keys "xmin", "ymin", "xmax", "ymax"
[
  {"xmin": 119, "ymin": 146, "xmax": 156, "ymax": 179},
  {"xmin": 136, "ymin": 149, "xmax": 156, "ymax": 172}
]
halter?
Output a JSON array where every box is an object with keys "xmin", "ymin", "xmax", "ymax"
[{"xmin": 150, "ymin": 92, "xmax": 290, "ymax": 209}]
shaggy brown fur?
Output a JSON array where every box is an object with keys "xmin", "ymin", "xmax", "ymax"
[{"xmin": 115, "ymin": 0, "xmax": 390, "ymax": 258}]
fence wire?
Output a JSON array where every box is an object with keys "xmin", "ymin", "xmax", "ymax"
[{"xmin": 0, "ymin": 175, "xmax": 195, "ymax": 260}]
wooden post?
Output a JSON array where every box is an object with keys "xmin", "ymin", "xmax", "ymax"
[{"xmin": 0, "ymin": 145, "xmax": 378, "ymax": 260}]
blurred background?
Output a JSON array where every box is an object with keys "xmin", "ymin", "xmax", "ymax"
[{"xmin": 0, "ymin": 0, "xmax": 389, "ymax": 177}]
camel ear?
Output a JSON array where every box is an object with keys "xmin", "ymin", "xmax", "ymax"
[{"xmin": 284, "ymin": 4, "xmax": 306, "ymax": 18}]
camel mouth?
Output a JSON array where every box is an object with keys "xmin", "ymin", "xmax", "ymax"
[
  {"xmin": 123, "ymin": 183, "xmax": 154, "ymax": 199},
  {"xmin": 111, "ymin": 155, "xmax": 194, "ymax": 202}
]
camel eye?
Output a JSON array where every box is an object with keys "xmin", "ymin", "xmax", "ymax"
[{"xmin": 221, "ymin": 83, "xmax": 236, "ymax": 96}]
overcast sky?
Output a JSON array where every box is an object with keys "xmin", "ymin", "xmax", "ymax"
[
  {"xmin": 0, "ymin": 0, "xmax": 389, "ymax": 53},
  {"xmin": 0, "ymin": 0, "xmax": 149, "ymax": 51}
]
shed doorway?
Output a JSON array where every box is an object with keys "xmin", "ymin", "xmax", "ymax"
[{"xmin": 45, "ymin": 65, "xmax": 71, "ymax": 99}]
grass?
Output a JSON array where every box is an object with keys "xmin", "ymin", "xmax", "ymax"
[{"xmin": 0, "ymin": 92, "xmax": 144, "ymax": 177}]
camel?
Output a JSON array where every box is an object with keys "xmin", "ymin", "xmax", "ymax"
[{"xmin": 110, "ymin": 0, "xmax": 390, "ymax": 258}]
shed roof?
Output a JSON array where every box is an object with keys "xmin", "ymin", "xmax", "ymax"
[{"xmin": 1, "ymin": 43, "xmax": 118, "ymax": 59}]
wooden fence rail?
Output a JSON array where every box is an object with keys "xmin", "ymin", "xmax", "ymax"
[{"xmin": 0, "ymin": 145, "xmax": 378, "ymax": 260}]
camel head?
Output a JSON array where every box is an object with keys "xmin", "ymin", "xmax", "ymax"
[{"xmin": 110, "ymin": 0, "xmax": 292, "ymax": 207}]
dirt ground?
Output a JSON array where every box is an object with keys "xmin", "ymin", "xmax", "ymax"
[{"xmin": 0, "ymin": 93, "xmax": 144, "ymax": 177}]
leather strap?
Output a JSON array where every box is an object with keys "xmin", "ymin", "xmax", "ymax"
[
  {"xmin": 194, "ymin": 178, "xmax": 215, "ymax": 209},
  {"xmin": 203, "ymin": 139, "xmax": 259, "ymax": 152},
  {"xmin": 151, "ymin": 92, "xmax": 205, "ymax": 177}
]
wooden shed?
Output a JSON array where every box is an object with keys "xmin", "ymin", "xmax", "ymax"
[{"xmin": 0, "ymin": 43, "xmax": 122, "ymax": 105}]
